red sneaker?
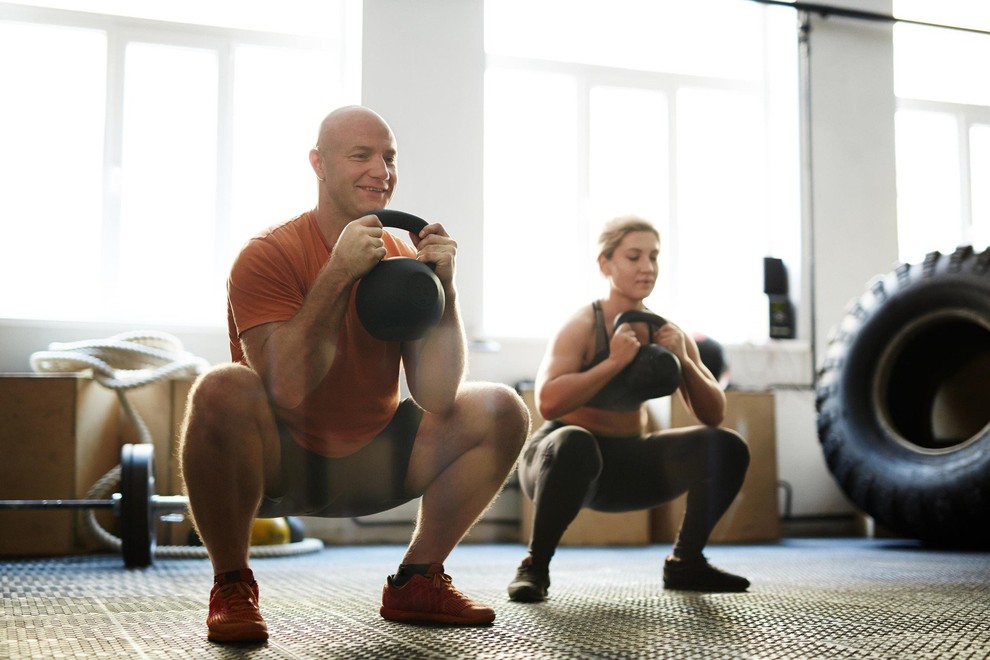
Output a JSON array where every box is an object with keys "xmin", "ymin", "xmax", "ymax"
[
  {"xmin": 380, "ymin": 563, "xmax": 496, "ymax": 625},
  {"xmin": 207, "ymin": 580, "xmax": 269, "ymax": 643}
]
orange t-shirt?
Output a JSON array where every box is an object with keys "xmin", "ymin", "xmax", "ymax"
[{"xmin": 226, "ymin": 210, "xmax": 417, "ymax": 458}]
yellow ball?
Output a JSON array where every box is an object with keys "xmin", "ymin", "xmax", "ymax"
[{"xmin": 251, "ymin": 517, "xmax": 291, "ymax": 546}]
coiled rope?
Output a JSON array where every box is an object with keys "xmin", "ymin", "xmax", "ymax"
[{"xmin": 30, "ymin": 331, "xmax": 323, "ymax": 559}]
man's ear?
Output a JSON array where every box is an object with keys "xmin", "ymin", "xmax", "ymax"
[{"xmin": 309, "ymin": 148, "xmax": 326, "ymax": 182}]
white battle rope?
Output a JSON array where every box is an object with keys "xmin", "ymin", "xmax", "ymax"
[{"xmin": 30, "ymin": 331, "xmax": 323, "ymax": 560}]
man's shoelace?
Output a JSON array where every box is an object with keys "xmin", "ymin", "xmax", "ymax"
[
  {"xmin": 430, "ymin": 571, "xmax": 454, "ymax": 589},
  {"xmin": 217, "ymin": 583, "xmax": 259, "ymax": 614}
]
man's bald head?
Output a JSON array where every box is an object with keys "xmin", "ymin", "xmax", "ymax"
[{"xmin": 315, "ymin": 105, "xmax": 394, "ymax": 154}]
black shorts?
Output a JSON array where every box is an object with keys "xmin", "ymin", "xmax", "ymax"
[{"xmin": 257, "ymin": 398, "xmax": 424, "ymax": 518}]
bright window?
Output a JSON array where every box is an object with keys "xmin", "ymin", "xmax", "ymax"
[
  {"xmin": 893, "ymin": 3, "xmax": 990, "ymax": 263},
  {"xmin": 893, "ymin": 110, "xmax": 962, "ymax": 262},
  {"xmin": 483, "ymin": 0, "xmax": 800, "ymax": 343},
  {"xmin": 971, "ymin": 125, "xmax": 990, "ymax": 248},
  {"xmin": 118, "ymin": 43, "xmax": 220, "ymax": 324},
  {"xmin": 483, "ymin": 69, "xmax": 580, "ymax": 336},
  {"xmin": 0, "ymin": 1, "xmax": 360, "ymax": 327},
  {"xmin": 484, "ymin": 0, "xmax": 766, "ymax": 80},
  {"xmin": 230, "ymin": 45, "xmax": 340, "ymax": 256},
  {"xmin": 675, "ymin": 87, "xmax": 768, "ymax": 342},
  {"xmin": 0, "ymin": 21, "xmax": 106, "ymax": 322}
]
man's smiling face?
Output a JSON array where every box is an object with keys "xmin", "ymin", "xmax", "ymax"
[{"xmin": 316, "ymin": 108, "xmax": 398, "ymax": 220}]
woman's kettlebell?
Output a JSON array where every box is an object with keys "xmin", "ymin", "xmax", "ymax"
[
  {"xmin": 585, "ymin": 310, "xmax": 681, "ymax": 410},
  {"xmin": 612, "ymin": 311, "xmax": 681, "ymax": 400},
  {"xmin": 355, "ymin": 209, "xmax": 445, "ymax": 341}
]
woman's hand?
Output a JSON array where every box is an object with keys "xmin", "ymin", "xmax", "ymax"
[
  {"xmin": 654, "ymin": 321, "xmax": 726, "ymax": 426},
  {"xmin": 655, "ymin": 322, "xmax": 688, "ymax": 362},
  {"xmin": 609, "ymin": 322, "xmax": 642, "ymax": 368}
]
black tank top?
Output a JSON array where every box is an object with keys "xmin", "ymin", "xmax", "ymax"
[
  {"xmin": 584, "ymin": 300, "xmax": 611, "ymax": 370},
  {"xmin": 581, "ymin": 301, "xmax": 638, "ymax": 411}
]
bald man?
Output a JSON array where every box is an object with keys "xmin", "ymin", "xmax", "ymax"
[{"xmin": 179, "ymin": 106, "xmax": 528, "ymax": 643}]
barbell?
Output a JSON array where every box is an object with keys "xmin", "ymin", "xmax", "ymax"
[{"xmin": 0, "ymin": 443, "xmax": 182, "ymax": 568}]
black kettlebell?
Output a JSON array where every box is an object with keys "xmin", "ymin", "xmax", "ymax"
[
  {"xmin": 355, "ymin": 209, "xmax": 445, "ymax": 341},
  {"xmin": 585, "ymin": 310, "xmax": 681, "ymax": 411}
]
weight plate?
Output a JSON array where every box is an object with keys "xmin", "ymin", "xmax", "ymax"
[{"xmin": 120, "ymin": 443, "xmax": 156, "ymax": 568}]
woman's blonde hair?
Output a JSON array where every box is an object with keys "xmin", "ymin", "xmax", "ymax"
[{"xmin": 597, "ymin": 215, "xmax": 660, "ymax": 260}]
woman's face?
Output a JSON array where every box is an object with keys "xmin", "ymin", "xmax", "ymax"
[{"xmin": 600, "ymin": 230, "xmax": 660, "ymax": 298}]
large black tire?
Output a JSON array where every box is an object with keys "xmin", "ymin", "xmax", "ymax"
[{"xmin": 816, "ymin": 246, "xmax": 990, "ymax": 547}]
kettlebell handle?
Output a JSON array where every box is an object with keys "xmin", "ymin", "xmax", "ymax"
[
  {"xmin": 613, "ymin": 310, "xmax": 667, "ymax": 333},
  {"xmin": 356, "ymin": 208, "xmax": 445, "ymax": 342},
  {"xmin": 585, "ymin": 310, "xmax": 679, "ymax": 410},
  {"xmin": 369, "ymin": 208, "xmax": 428, "ymax": 235},
  {"xmin": 368, "ymin": 208, "xmax": 437, "ymax": 271}
]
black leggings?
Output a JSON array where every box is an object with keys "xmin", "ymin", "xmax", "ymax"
[{"xmin": 517, "ymin": 420, "xmax": 750, "ymax": 567}]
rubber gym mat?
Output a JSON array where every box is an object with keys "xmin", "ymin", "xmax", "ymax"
[{"xmin": 2, "ymin": 538, "xmax": 989, "ymax": 659}]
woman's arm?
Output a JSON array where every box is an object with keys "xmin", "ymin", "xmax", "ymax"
[
  {"xmin": 535, "ymin": 309, "xmax": 640, "ymax": 421},
  {"xmin": 656, "ymin": 322, "xmax": 725, "ymax": 426}
]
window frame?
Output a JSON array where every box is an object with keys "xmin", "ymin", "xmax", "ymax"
[
  {"xmin": 894, "ymin": 95, "xmax": 990, "ymax": 260},
  {"xmin": 0, "ymin": 1, "xmax": 357, "ymax": 327},
  {"xmin": 482, "ymin": 50, "xmax": 794, "ymax": 342}
]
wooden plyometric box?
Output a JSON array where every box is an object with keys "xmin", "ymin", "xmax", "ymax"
[
  {"xmin": 0, "ymin": 374, "xmax": 194, "ymax": 557},
  {"xmin": 652, "ymin": 390, "xmax": 780, "ymax": 544},
  {"xmin": 0, "ymin": 375, "xmax": 120, "ymax": 556},
  {"xmin": 517, "ymin": 384, "xmax": 651, "ymax": 546}
]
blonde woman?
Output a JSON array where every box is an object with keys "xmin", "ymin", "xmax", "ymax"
[{"xmin": 509, "ymin": 216, "xmax": 750, "ymax": 602}]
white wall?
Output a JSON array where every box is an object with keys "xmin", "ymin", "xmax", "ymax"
[
  {"xmin": 361, "ymin": 0, "xmax": 488, "ymax": 343},
  {"xmin": 788, "ymin": 0, "xmax": 897, "ymax": 516},
  {"xmin": 805, "ymin": 2, "xmax": 900, "ymax": 367}
]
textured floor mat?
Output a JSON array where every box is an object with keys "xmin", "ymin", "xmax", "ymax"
[{"xmin": 3, "ymin": 538, "xmax": 989, "ymax": 658}]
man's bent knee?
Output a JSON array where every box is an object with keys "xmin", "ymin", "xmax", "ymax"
[
  {"xmin": 478, "ymin": 383, "xmax": 530, "ymax": 453},
  {"xmin": 434, "ymin": 383, "xmax": 528, "ymax": 468},
  {"xmin": 189, "ymin": 363, "xmax": 264, "ymax": 411},
  {"xmin": 497, "ymin": 383, "xmax": 530, "ymax": 429},
  {"xmin": 181, "ymin": 363, "xmax": 274, "ymax": 453}
]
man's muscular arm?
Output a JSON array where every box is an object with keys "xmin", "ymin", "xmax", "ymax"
[
  {"xmin": 241, "ymin": 217, "xmax": 386, "ymax": 409},
  {"xmin": 400, "ymin": 222, "xmax": 465, "ymax": 413}
]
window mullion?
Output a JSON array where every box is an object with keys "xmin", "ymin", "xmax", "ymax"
[
  {"xmin": 666, "ymin": 86, "xmax": 680, "ymax": 311},
  {"xmin": 214, "ymin": 40, "xmax": 235, "ymax": 289},
  {"xmin": 958, "ymin": 111, "xmax": 974, "ymax": 243},
  {"xmin": 577, "ymin": 71, "xmax": 591, "ymax": 281},
  {"xmin": 101, "ymin": 29, "xmax": 126, "ymax": 307}
]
